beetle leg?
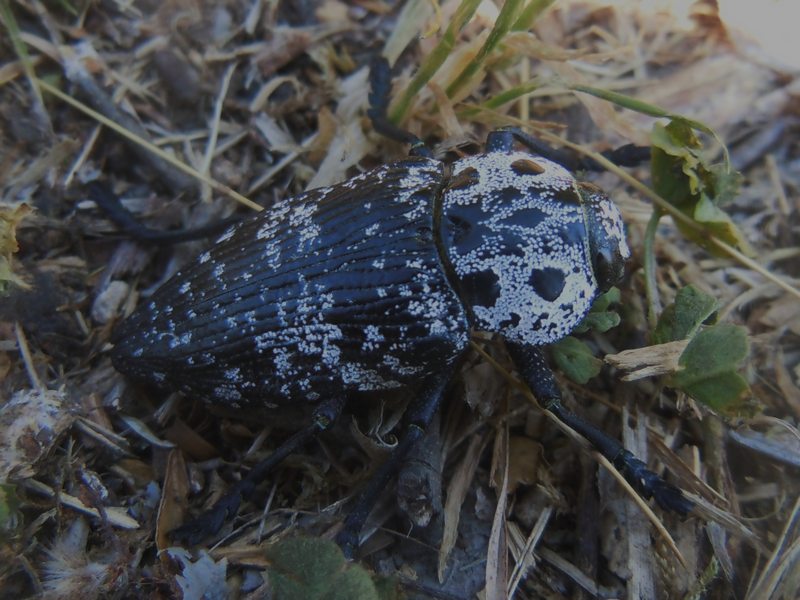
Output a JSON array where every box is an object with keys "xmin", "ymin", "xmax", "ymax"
[
  {"xmin": 87, "ymin": 181, "xmax": 240, "ymax": 245},
  {"xmin": 170, "ymin": 396, "xmax": 345, "ymax": 545},
  {"xmin": 397, "ymin": 410, "xmax": 443, "ymax": 529},
  {"xmin": 335, "ymin": 371, "xmax": 451, "ymax": 558},
  {"xmin": 487, "ymin": 126, "xmax": 650, "ymax": 171},
  {"xmin": 505, "ymin": 341, "xmax": 694, "ymax": 515},
  {"xmin": 367, "ymin": 56, "xmax": 433, "ymax": 158}
]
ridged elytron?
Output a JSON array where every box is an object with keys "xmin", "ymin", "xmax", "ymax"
[{"xmin": 109, "ymin": 57, "xmax": 692, "ymax": 554}]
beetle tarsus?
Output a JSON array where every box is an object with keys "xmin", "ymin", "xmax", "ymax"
[
  {"xmin": 598, "ymin": 143, "xmax": 651, "ymax": 168},
  {"xmin": 397, "ymin": 411, "xmax": 443, "ymax": 528},
  {"xmin": 553, "ymin": 400, "xmax": 693, "ymax": 515},
  {"xmin": 336, "ymin": 529, "xmax": 360, "ymax": 561},
  {"xmin": 614, "ymin": 450, "xmax": 694, "ymax": 515},
  {"xmin": 171, "ymin": 491, "xmax": 243, "ymax": 545},
  {"xmin": 334, "ymin": 426, "xmax": 428, "ymax": 556}
]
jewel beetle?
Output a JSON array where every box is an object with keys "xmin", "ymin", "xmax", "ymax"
[{"xmin": 107, "ymin": 57, "xmax": 692, "ymax": 555}]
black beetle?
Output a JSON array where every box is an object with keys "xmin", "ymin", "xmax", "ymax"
[{"xmin": 107, "ymin": 57, "xmax": 692, "ymax": 555}]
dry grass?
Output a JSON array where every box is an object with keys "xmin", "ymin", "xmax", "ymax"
[{"xmin": 1, "ymin": 1, "xmax": 799, "ymax": 598}]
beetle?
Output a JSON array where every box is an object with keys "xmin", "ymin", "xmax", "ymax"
[{"xmin": 107, "ymin": 57, "xmax": 692, "ymax": 555}]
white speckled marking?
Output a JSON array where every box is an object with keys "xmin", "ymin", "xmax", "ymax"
[{"xmin": 442, "ymin": 151, "xmax": 628, "ymax": 346}]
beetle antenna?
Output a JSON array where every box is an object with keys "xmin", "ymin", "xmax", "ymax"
[{"xmin": 489, "ymin": 127, "xmax": 650, "ymax": 171}]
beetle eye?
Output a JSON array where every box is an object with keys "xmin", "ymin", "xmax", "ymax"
[
  {"xmin": 579, "ymin": 187, "xmax": 628, "ymax": 293},
  {"xmin": 593, "ymin": 249, "xmax": 612, "ymax": 291},
  {"xmin": 592, "ymin": 245, "xmax": 624, "ymax": 292}
]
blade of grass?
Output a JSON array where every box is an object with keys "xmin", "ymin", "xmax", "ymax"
[
  {"xmin": 459, "ymin": 77, "xmax": 542, "ymax": 119},
  {"xmin": 388, "ymin": 0, "xmax": 482, "ymax": 124},
  {"xmin": 569, "ymin": 83, "xmax": 732, "ymax": 165},
  {"xmin": 512, "ymin": 0, "xmax": 557, "ymax": 31},
  {"xmin": 643, "ymin": 207, "xmax": 664, "ymax": 328},
  {"xmin": 445, "ymin": 0, "xmax": 526, "ymax": 99},
  {"xmin": 200, "ymin": 63, "xmax": 237, "ymax": 203},
  {"xmin": 0, "ymin": 0, "xmax": 51, "ymax": 134}
]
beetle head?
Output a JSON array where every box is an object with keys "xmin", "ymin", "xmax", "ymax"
[{"xmin": 578, "ymin": 183, "xmax": 630, "ymax": 293}]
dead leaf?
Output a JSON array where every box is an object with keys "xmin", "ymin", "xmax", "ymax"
[
  {"xmin": 605, "ymin": 340, "xmax": 688, "ymax": 380},
  {"xmin": 0, "ymin": 203, "xmax": 32, "ymax": 291},
  {"xmin": 156, "ymin": 450, "xmax": 190, "ymax": 555}
]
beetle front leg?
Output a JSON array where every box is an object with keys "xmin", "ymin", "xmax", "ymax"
[
  {"xmin": 171, "ymin": 396, "xmax": 345, "ymax": 545},
  {"xmin": 505, "ymin": 341, "xmax": 694, "ymax": 515},
  {"xmin": 87, "ymin": 181, "xmax": 240, "ymax": 245},
  {"xmin": 335, "ymin": 371, "xmax": 451, "ymax": 558}
]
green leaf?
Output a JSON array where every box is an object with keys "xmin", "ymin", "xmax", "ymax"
[
  {"xmin": 551, "ymin": 336, "xmax": 603, "ymax": 385},
  {"xmin": 591, "ymin": 287, "xmax": 621, "ymax": 312},
  {"xmin": 708, "ymin": 162, "xmax": 743, "ymax": 206},
  {"xmin": 650, "ymin": 120, "xmax": 701, "ymax": 207},
  {"xmin": 573, "ymin": 288, "xmax": 622, "ymax": 334},
  {"xmin": 552, "ymin": 292, "xmax": 621, "ymax": 383},
  {"xmin": 650, "ymin": 120, "xmax": 752, "ymax": 256},
  {"xmin": 264, "ymin": 537, "xmax": 397, "ymax": 600},
  {"xmin": 577, "ymin": 310, "xmax": 621, "ymax": 335},
  {"xmin": 653, "ymin": 285, "xmax": 717, "ymax": 344},
  {"xmin": 675, "ymin": 192, "xmax": 753, "ymax": 255},
  {"xmin": 668, "ymin": 323, "xmax": 752, "ymax": 415}
]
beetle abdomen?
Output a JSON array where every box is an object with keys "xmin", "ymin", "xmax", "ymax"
[{"xmin": 111, "ymin": 158, "xmax": 470, "ymax": 407}]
